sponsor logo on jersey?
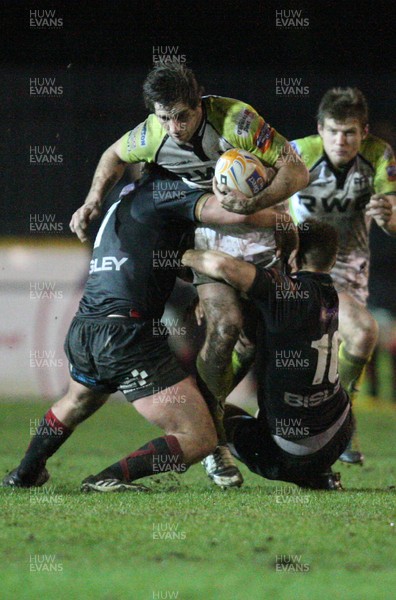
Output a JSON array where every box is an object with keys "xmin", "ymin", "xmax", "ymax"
[
  {"xmin": 298, "ymin": 193, "xmax": 370, "ymax": 213},
  {"xmin": 254, "ymin": 120, "xmax": 274, "ymax": 152},
  {"xmin": 176, "ymin": 166, "xmax": 215, "ymax": 184},
  {"xmin": 284, "ymin": 388, "xmax": 337, "ymax": 408},
  {"xmin": 235, "ymin": 108, "xmax": 255, "ymax": 137},
  {"xmin": 127, "ymin": 130, "xmax": 137, "ymax": 153},
  {"xmin": 386, "ymin": 164, "xmax": 396, "ymax": 181},
  {"xmin": 353, "ymin": 174, "xmax": 370, "ymax": 187},
  {"xmin": 89, "ymin": 256, "xmax": 128, "ymax": 274},
  {"xmin": 140, "ymin": 123, "xmax": 147, "ymax": 146}
]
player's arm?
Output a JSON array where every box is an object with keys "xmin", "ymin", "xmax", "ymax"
[
  {"xmin": 195, "ymin": 178, "xmax": 291, "ymax": 229},
  {"xmin": 219, "ymin": 142, "xmax": 309, "ymax": 214},
  {"xmin": 217, "ymin": 101, "xmax": 309, "ymax": 215},
  {"xmin": 70, "ymin": 137, "xmax": 127, "ymax": 242},
  {"xmin": 182, "ymin": 249, "xmax": 257, "ymax": 293},
  {"xmin": 366, "ymin": 142, "xmax": 396, "ymax": 235}
]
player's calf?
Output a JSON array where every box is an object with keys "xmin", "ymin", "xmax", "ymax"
[
  {"xmin": 2, "ymin": 380, "xmax": 109, "ymax": 489},
  {"xmin": 338, "ymin": 294, "xmax": 378, "ymax": 465},
  {"xmin": 80, "ymin": 378, "xmax": 217, "ymax": 492}
]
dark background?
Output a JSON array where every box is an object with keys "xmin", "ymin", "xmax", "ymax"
[{"xmin": 2, "ymin": 0, "xmax": 396, "ymax": 309}]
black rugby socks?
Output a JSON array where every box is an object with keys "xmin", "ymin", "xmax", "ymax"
[{"xmin": 18, "ymin": 409, "xmax": 72, "ymax": 482}]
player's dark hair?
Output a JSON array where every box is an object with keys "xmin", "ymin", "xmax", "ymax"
[
  {"xmin": 296, "ymin": 219, "xmax": 338, "ymax": 272},
  {"xmin": 317, "ymin": 87, "xmax": 369, "ymax": 128},
  {"xmin": 143, "ymin": 64, "xmax": 203, "ymax": 111}
]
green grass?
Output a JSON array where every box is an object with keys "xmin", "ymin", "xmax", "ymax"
[{"xmin": 1, "ymin": 399, "xmax": 395, "ymax": 600}]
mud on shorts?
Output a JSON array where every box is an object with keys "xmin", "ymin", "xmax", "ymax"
[
  {"xmin": 331, "ymin": 254, "xmax": 369, "ymax": 306},
  {"xmin": 64, "ymin": 316, "xmax": 187, "ymax": 402},
  {"xmin": 193, "ymin": 225, "xmax": 276, "ymax": 285}
]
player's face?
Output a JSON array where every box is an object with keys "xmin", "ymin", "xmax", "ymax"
[
  {"xmin": 154, "ymin": 101, "xmax": 202, "ymax": 144},
  {"xmin": 318, "ymin": 117, "xmax": 367, "ymax": 168}
]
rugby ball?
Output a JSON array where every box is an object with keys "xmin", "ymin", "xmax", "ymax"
[{"xmin": 215, "ymin": 149, "xmax": 272, "ymax": 197}]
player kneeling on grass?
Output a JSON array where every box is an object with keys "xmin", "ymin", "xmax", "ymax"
[
  {"xmin": 182, "ymin": 219, "xmax": 352, "ymax": 490},
  {"xmin": 2, "ymin": 167, "xmax": 284, "ymax": 492}
]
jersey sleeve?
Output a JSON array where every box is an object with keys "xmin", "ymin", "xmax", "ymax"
[
  {"xmin": 154, "ymin": 179, "xmax": 205, "ymax": 222},
  {"xmin": 248, "ymin": 266, "xmax": 284, "ymax": 300},
  {"xmin": 290, "ymin": 135, "xmax": 324, "ymax": 169},
  {"xmin": 288, "ymin": 135, "xmax": 325, "ymax": 223},
  {"xmin": 208, "ymin": 97, "xmax": 287, "ymax": 167},
  {"xmin": 373, "ymin": 142, "xmax": 396, "ymax": 195},
  {"xmin": 118, "ymin": 115, "xmax": 166, "ymax": 164}
]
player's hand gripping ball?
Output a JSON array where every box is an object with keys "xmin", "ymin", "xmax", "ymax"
[{"xmin": 214, "ymin": 149, "xmax": 272, "ymax": 197}]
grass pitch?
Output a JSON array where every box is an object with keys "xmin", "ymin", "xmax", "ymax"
[{"xmin": 1, "ymin": 398, "xmax": 395, "ymax": 600}]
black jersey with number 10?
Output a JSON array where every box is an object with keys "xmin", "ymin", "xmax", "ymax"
[{"xmin": 248, "ymin": 267, "xmax": 349, "ymax": 438}]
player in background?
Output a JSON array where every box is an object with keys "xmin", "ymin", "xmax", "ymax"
[
  {"xmin": 2, "ymin": 172, "xmax": 281, "ymax": 491},
  {"xmin": 289, "ymin": 89, "xmax": 396, "ymax": 463},
  {"xmin": 69, "ymin": 63, "xmax": 309, "ymax": 487},
  {"xmin": 182, "ymin": 220, "xmax": 351, "ymax": 491}
]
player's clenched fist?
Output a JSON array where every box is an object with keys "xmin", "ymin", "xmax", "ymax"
[
  {"xmin": 212, "ymin": 176, "xmax": 256, "ymax": 215},
  {"xmin": 220, "ymin": 189, "xmax": 257, "ymax": 214},
  {"xmin": 69, "ymin": 201, "xmax": 102, "ymax": 242},
  {"xmin": 365, "ymin": 194, "xmax": 393, "ymax": 228}
]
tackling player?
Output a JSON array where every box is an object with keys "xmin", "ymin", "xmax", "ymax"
[
  {"xmin": 2, "ymin": 172, "xmax": 280, "ymax": 491},
  {"xmin": 182, "ymin": 220, "xmax": 351, "ymax": 490},
  {"xmin": 69, "ymin": 63, "xmax": 309, "ymax": 487},
  {"xmin": 289, "ymin": 88, "xmax": 396, "ymax": 463}
]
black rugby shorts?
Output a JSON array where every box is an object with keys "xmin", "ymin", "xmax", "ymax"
[{"xmin": 64, "ymin": 316, "xmax": 187, "ymax": 401}]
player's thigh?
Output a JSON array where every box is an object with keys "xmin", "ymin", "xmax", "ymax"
[
  {"xmin": 338, "ymin": 292, "xmax": 378, "ymax": 345},
  {"xmin": 197, "ymin": 282, "xmax": 243, "ymax": 329},
  {"xmin": 133, "ymin": 376, "xmax": 214, "ymax": 436}
]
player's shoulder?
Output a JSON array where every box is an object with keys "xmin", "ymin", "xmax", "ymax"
[
  {"xmin": 250, "ymin": 265, "xmax": 287, "ymax": 291},
  {"xmin": 291, "ymin": 135, "xmax": 324, "ymax": 168},
  {"xmin": 122, "ymin": 114, "xmax": 166, "ymax": 160},
  {"xmin": 203, "ymin": 95, "xmax": 257, "ymax": 116},
  {"xmin": 203, "ymin": 95, "xmax": 259, "ymax": 133},
  {"xmin": 359, "ymin": 134, "xmax": 394, "ymax": 166}
]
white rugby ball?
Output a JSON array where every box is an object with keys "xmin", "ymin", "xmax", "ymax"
[{"xmin": 215, "ymin": 149, "xmax": 272, "ymax": 197}]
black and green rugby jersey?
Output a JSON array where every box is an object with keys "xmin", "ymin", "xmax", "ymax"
[
  {"xmin": 289, "ymin": 134, "xmax": 396, "ymax": 266},
  {"xmin": 119, "ymin": 96, "xmax": 287, "ymax": 190}
]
